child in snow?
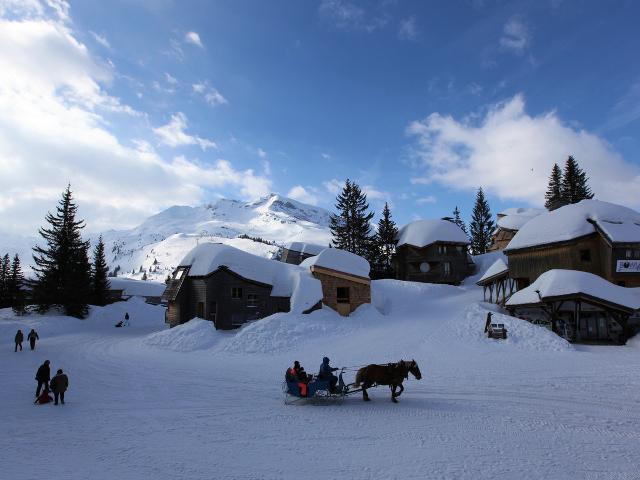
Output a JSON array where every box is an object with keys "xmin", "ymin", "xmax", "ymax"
[
  {"xmin": 50, "ymin": 369, "xmax": 69, "ymax": 405},
  {"xmin": 14, "ymin": 329, "xmax": 24, "ymax": 352},
  {"xmin": 34, "ymin": 386, "xmax": 53, "ymax": 405},
  {"xmin": 27, "ymin": 329, "xmax": 39, "ymax": 350}
]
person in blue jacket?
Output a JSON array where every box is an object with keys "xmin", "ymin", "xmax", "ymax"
[{"xmin": 318, "ymin": 357, "xmax": 339, "ymax": 392}]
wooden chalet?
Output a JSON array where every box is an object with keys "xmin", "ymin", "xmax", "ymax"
[
  {"xmin": 280, "ymin": 241, "xmax": 325, "ymax": 265},
  {"xmin": 489, "ymin": 208, "xmax": 542, "ymax": 251},
  {"xmin": 394, "ymin": 219, "xmax": 472, "ymax": 285},
  {"xmin": 301, "ymin": 248, "xmax": 371, "ymax": 316},
  {"xmin": 504, "ymin": 200, "xmax": 640, "ymax": 289},
  {"xmin": 476, "ymin": 257, "xmax": 516, "ymax": 305},
  {"xmin": 506, "ymin": 269, "xmax": 640, "ymax": 344}
]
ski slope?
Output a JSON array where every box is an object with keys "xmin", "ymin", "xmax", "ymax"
[{"xmin": 1, "ymin": 282, "xmax": 639, "ymax": 480}]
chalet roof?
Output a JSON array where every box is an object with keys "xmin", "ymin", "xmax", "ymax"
[
  {"xmin": 498, "ymin": 207, "xmax": 544, "ymax": 217},
  {"xmin": 505, "ymin": 200, "xmax": 640, "ymax": 252},
  {"xmin": 496, "ymin": 208, "xmax": 542, "ymax": 231},
  {"xmin": 396, "ymin": 219, "xmax": 469, "ymax": 249},
  {"xmin": 282, "ymin": 241, "xmax": 325, "ymax": 256},
  {"xmin": 109, "ymin": 277, "xmax": 166, "ymax": 297},
  {"xmin": 300, "ymin": 248, "xmax": 370, "ymax": 279},
  {"xmin": 506, "ymin": 269, "xmax": 640, "ymax": 311},
  {"xmin": 476, "ymin": 258, "xmax": 509, "ymax": 285}
]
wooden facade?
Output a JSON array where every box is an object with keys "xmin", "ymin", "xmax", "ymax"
[
  {"xmin": 309, "ymin": 265, "xmax": 371, "ymax": 316},
  {"xmin": 507, "ymin": 294, "xmax": 640, "ymax": 345},
  {"xmin": 394, "ymin": 242, "xmax": 472, "ymax": 285},
  {"xmin": 280, "ymin": 248, "xmax": 316, "ymax": 265},
  {"xmin": 163, "ymin": 266, "xmax": 290, "ymax": 329},
  {"xmin": 506, "ymin": 233, "xmax": 640, "ymax": 288},
  {"xmin": 489, "ymin": 227, "xmax": 517, "ymax": 251}
]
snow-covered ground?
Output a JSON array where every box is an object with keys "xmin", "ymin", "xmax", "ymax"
[{"xmin": 2, "ymin": 281, "xmax": 639, "ymax": 480}]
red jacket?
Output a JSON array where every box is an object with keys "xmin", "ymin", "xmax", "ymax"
[{"xmin": 35, "ymin": 392, "xmax": 53, "ymax": 405}]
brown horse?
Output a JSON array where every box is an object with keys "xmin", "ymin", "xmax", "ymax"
[{"xmin": 354, "ymin": 360, "xmax": 422, "ymax": 403}]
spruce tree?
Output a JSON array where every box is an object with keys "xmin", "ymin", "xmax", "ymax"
[
  {"xmin": 375, "ymin": 202, "xmax": 398, "ymax": 275},
  {"xmin": 8, "ymin": 254, "xmax": 25, "ymax": 314},
  {"xmin": 32, "ymin": 185, "xmax": 92, "ymax": 318},
  {"xmin": 560, "ymin": 156, "xmax": 594, "ymax": 205},
  {"xmin": 452, "ymin": 206, "xmax": 468, "ymax": 237},
  {"xmin": 91, "ymin": 236, "xmax": 111, "ymax": 306},
  {"xmin": 329, "ymin": 179, "xmax": 375, "ymax": 260},
  {"xmin": 469, "ymin": 187, "xmax": 495, "ymax": 255},
  {"xmin": 544, "ymin": 163, "xmax": 565, "ymax": 211},
  {"xmin": 0, "ymin": 253, "xmax": 10, "ymax": 308}
]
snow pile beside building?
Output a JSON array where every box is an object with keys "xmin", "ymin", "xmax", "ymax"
[
  {"xmin": 396, "ymin": 219, "xmax": 469, "ymax": 248},
  {"xmin": 107, "ymin": 277, "xmax": 166, "ymax": 297},
  {"xmin": 506, "ymin": 270, "xmax": 640, "ymax": 309},
  {"xmin": 143, "ymin": 319, "xmax": 224, "ymax": 352},
  {"xmin": 506, "ymin": 200, "xmax": 640, "ymax": 251},
  {"xmin": 300, "ymin": 247, "xmax": 370, "ymax": 278}
]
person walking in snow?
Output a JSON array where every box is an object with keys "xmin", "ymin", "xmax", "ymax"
[
  {"xmin": 35, "ymin": 360, "xmax": 51, "ymax": 397},
  {"xmin": 50, "ymin": 369, "xmax": 69, "ymax": 405},
  {"xmin": 484, "ymin": 312, "xmax": 493, "ymax": 334},
  {"xmin": 34, "ymin": 386, "xmax": 53, "ymax": 405},
  {"xmin": 27, "ymin": 329, "xmax": 39, "ymax": 351},
  {"xmin": 318, "ymin": 357, "xmax": 339, "ymax": 393},
  {"xmin": 14, "ymin": 329, "xmax": 24, "ymax": 352},
  {"xmin": 124, "ymin": 312, "xmax": 130, "ymax": 325}
]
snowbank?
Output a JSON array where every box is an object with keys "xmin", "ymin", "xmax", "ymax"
[
  {"xmin": 476, "ymin": 258, "xmax": 508, "ymax": 284},
  {"xmin": 108, "ymin": 277, "xmax": 166, "ymax": 297},
  {"xmin": 506, "ymin": 269, "xmax": 640, "ymax": 310},
  {"xmin": 396, "ymin": 219, "xmax": 469, "ymax": 248},
  {"xmin": 300, "ymin": 248, "xmax": 370, "ymax": 278},
  {"xmin": 506, "ymin": 200, "xmax": 640, "ymax": 251},
  {"xmin": 142, "ymin": 318, "xmax": 224, "ymax": 352}
]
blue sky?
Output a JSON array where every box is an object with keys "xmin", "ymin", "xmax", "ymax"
[{"xmin": 0, "ymin": 0, "xmax": 639, "ymax": 235}]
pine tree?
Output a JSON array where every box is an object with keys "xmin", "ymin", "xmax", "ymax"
[
  {"xmin": 0, "ymin": 253, "xmax": 10, "ymax": 308},
  {"xmin": 142, "ymin": 271, "xmax": 148, "ymax": 281},
  {"xmin": 452, "ymin": 206, "xmax": 468, "ymax": 237},
  {"xmin": 8, "ymin": 254, "xmax": 25, "ymax": 314},
  {"xmin": 374, "ymin": 202, "xmax": 398, "ymax": 275},
  {"xmin": 329, "ymin": 179, "xmax": 375, "ymax": 260},
  {"xmin": 544, "ymin": 163, "xmax": 565, "ymax": 211},
  {"xmin": 32, "ymin": 185, "xmax": 92, "ymax": 318},
  {"xmin": 469, "ymin": 187, "xmax": 495, "ymax": 255},
  {"xmin": 561, "ymin": 156, "xmax": 594, "ymax": 205},
  {"xmin": 91, "ymin": 236, "xmax": 111, "ymax": 306}
]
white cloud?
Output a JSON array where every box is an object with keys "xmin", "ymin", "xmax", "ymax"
[
  {"xmin": 500, "ymin": 17, "xmax": 530, "ymax": 55},
  {"xmin": 320, "ymin": 152, "xmax": 331, "ymax": 160},
  {"xmin": 89, "ymin": 30, "xmax": 110, "ymax": 49},
  {"xmin": 257, "ymin": 148, "xmax": 267, "ymax": 158},
  {"xmin": 407, "ymin": 94, "xmax": 640, "ymax": 209},
  {"xmin": 416, "ymin": 195, "xmax": 437, "ymax": 205},
  {"xmin": 184, "ymin": 30, "xmax": 203, "ymax": 48},
  {"xmin": 164, "ymin": 72, "xmax": 177, "ymax": 84},
  {"xmin": 153, "ymin": 113, "xmax": 217, "ymax": 150},
  {"xmin": 323, "ymin": 178, "xmax": 344, "ymax": 195},
  {"xmin": 0, "ymin": 3, "xmax": 271, "ymax": 235},
  {"xmin": 287, "ymin": 185, "xmax": 319, "ymax": 206},
  {"xmin": 398, "ymin": 16, "xmax": 418, "ymax": 41},
  {"xmin": 318, "ymin": 0, "xmax": 388, "ymax": 33},
  {"xmin": 192, "ymin": 81, "xmax": 228, "ymax": 107}
]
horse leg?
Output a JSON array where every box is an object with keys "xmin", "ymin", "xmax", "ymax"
[
  {"xmin": 391, "ymin": 384, "xmax": 398, "ymax": 403},
  {"xmin": 362, "ymin": 382, "xmax": 371, "ymax": 401},
  {"xmin": 395, "ymin": 383, "xmax": 404, "ymax": 398}
]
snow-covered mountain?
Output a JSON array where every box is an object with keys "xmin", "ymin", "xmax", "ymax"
[{"xmin": 98, "ymin": 194, "xmax": 332, "ymax": 282}]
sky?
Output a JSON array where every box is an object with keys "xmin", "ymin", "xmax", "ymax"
[{"xmin": 0, "ymin": 0, "xmax": 639, "ymax": 236}]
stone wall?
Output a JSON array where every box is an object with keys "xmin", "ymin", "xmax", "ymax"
[{"xmin": 311, "ymin": 268, "xmax": 371, "ymax": 316}]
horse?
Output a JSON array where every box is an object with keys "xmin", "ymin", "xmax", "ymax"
[{"xmin": 354, "ymin": 360, "xmax": 422, "ymax": 403}]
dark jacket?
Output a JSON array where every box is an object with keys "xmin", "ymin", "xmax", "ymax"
[
  {"xmin": 27, "ymin": 331, "xmax": 39, "ymax": 342},
  {"xmin": 15, "ymin": 331, "xmax": 23, "ymax": 343},
  {"xmin": 318, "ymin": 360, "xmax": 338, "ymax": 380},
  {"xmin": 50, "ymin": 374, "xmax": 69, "ymax": 393},
  {"xmin": 36, "ymin": 364, "xmax": 50, "ymax": 382}
]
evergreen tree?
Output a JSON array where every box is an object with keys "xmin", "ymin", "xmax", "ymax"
[
  {"xmin": 374, "ymin": 202, "xmax": 398, "ymax": 275},
  {"xmin": 544, "ymin": 163, "xmax": 565, "ymax": 211},
  {"xmin": 469, "ymin": 187, "xmax": 495, "ymax": 255},
  {"xmin": 560, "ymin": 156, "xmax": 594, "ymax": 205},
  {"xmin": 329, "ymin": 179, "xmax": 375, "ymax": 260},
  {"xmin": 142, "ymin": 271, "xmax": 148, "ymax": 281},
  {"xmin": 0, "ymin": 253, "xmax": 10, "ymax": 308},
  {"xmin": 91, "ymin": 236, "xmax": 111, "ymax": 306},
  {"xmin": 8, "ymin": 254, "xmax": 25, "ymax": 314},
  {"xmin": 452, "ymin": 206, "xmax": 468, "ymax": 237},
  {"xmin": 31, "ymin": 185, "xmax": 92, "ymax": 318}
]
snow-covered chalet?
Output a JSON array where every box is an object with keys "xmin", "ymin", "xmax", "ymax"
[
  {"xmin": 394, "ymin": 219, "xmax": 472, "ymax": 285},
  {"xmin": 161, "ymin": 243, "xmax": 371, "ymax": 329},
  {"xmin": 489, "ymin": 207, "xmax": 542, "ymax": 251},
  {"xmin": 280, "ymin": 241, "xmax": 326, "ymax": 265}
]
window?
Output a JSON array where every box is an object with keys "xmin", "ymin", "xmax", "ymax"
[
  {"xmin": 456, "ymin": 246, "xmax": 463, "ymax": 253},
  {"xmin": 626, "ymin": 250, "xmax": 632, "ymax": 259},
  {"xmin": 231, "ymin": 287, "xmax": 243, "ymax": 299},
  {"xmin": 443, "ymin": 262, "xmax": 451, "ymax": 275},
  {"xmin": 247, "ymin": 294, "xmax": 259, "ymax": 307},
  {"xmin": 438, "ymin": 245, "xmax": 447, "ymax": 254},
  {"xmin": 337, "ymin": 287, "xmax": 350, "ymax": 304},
  {"xmin": 174, "ymin": 269, "xmax": 184, "ymax": 280},
  {"xmin": 579, "ymin": 249, "xmax": 591, "ymax": 262}
]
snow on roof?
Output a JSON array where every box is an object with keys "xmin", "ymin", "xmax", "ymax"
[
  {"xmin": 476, "ymin": 258, "xmax": 509, "ymax": 284},
  {"xmin": 396, "ymin": 219, "xmax": 469, "ymax": 248},
  {"xmin": 300, "ymin": 248, "xmax": 370, "ymax": 278},
  {"xmin": 496, "ymin": 209, "xmax": 542, "ymax": 231},
  {"xmin": 282, "ymin": 241, "xmax": 325, "ymax": 256},
  {"xmin": 108, "ymin": 277, "xmax": 166, "ymax": 297},
  {"xmin": 505, "ymin": 200, "xmax": 640, "ymax": 251},
  {"xmin": 506, "ymin": 269, "xmax": 640, "ymax": 311}
]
